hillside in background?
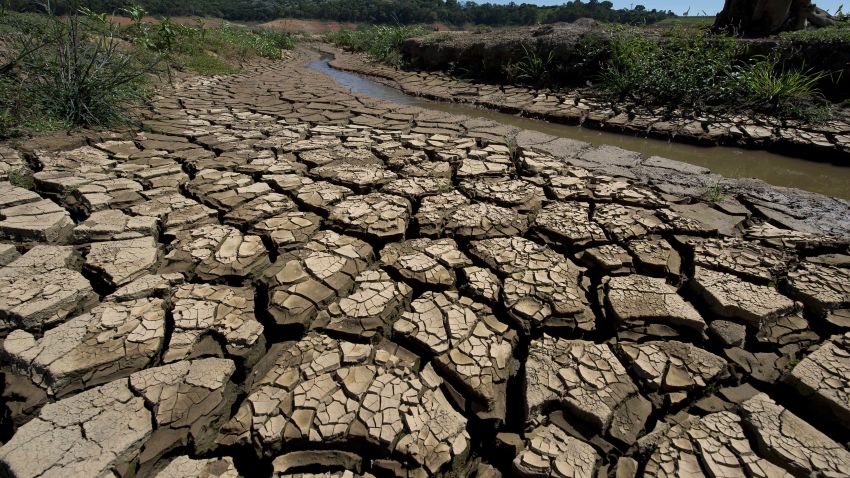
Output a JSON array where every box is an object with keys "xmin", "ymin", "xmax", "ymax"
[{"xmin": 7, "ymin": 0, "xmax": 674, "ymax": 25}]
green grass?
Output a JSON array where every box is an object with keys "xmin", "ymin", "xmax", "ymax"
[
  {"xmin": 778, "ymin": 23, "xmax": 850, "ymax": 43},
  {"xmin": 702, "ymin": 179, "xmax": 728, "ymax": 202},
  {"xmin": 655, "ymin": 16, "xmax": 715, "ymax": 27},
  {"xmin": 0, "ymin": 8, "xmax": 296, "ymax": 138},
  {"xmin": 421, "ymin": 32, "xmax": 456, "ymax": 46},
  {"xmin": 325, "ymin": 25, "xmax": 429, "ymax": 67},
  {"xmin": 503, "ymin": 44, "xmax": 557, "ymax": 87},
  {"xmin": 177, "ymin": 51, "xmax": 238, "ymax": 75}
]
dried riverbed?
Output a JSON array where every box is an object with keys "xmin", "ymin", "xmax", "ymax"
[{"xmin": 0, "ymin": 47, "xmax": 848, "ymax": 478}]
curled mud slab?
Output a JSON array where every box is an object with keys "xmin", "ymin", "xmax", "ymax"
[{"xmin": 0, "ymin": 47, "xmax": 849, "ymax": 478}]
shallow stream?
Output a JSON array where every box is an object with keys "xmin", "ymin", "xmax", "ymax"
[{"xmin": 309, "ymin": 56, "xmax": 850, "ymax": 200}]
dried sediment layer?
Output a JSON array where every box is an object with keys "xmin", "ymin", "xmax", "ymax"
[{"xmin": 0, "ymin": 48, "xmax": 848, "ymax": 478}]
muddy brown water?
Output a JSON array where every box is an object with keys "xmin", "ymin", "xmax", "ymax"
[{"xmin": 309, "ymin": 57, "xmax": 850, "ymax": 200}]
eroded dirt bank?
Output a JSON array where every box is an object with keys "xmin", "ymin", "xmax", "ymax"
[{"xmin": 0, "ymin": 47, "xmax": 849, "ymax": 478}]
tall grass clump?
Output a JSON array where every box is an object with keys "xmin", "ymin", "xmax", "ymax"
[
  {"xmin": 504, "ymin": 44, "xmax": 557, "ymax": 87},
  {"xmin": 737, "ymin": 55, "xmax": 836, "ymax": 119},
  {"xmin": 0, "ymin": 3, "xmax": 157, "ymax": 137},
  {"xmin": 325, "ymin": 25, "xmax": 429, "ymax": 67}
]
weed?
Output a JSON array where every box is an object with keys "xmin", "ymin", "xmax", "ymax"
[
  {"xmin": 437, "ymin": 179, "xmax": 454, "ymax": 193},
  {"xmin": 504, "ymin": 135, "xmax": 519, "ymax": 161},
  {"xmin": 6, "ymin": 168, "xmax": 34, "ymax": 190},
  {"xmin": 702, "ymin": 179, "xmax": 728, "ymax": 202},
  {"xmin": 1, "ymin": 4, "xmax": 158, "ymax": 131},
  {"xmin": 59, "ymin": 184, "xmax": 79, "ymax": 202},
  {"xmin": 704, "ymin": 381, "xmax": 721, "ymax": 396},
  {"xmin": 599, "ymin": 28, "xmax": 837, "ymax": 120},
  {"xmin": 473, "ymin": 25, "xmax": 493, "ymax": 34},
  {"xmin": 504, "ymin": 44, "xmax": 556, "ymax": 87},
  {"xmin": 602, "ymin": 28, "xmax": 740, "ymax": 112},
  {"xmin": 736, "ymin": 55, "xmax": 837, "ymax": 120}
]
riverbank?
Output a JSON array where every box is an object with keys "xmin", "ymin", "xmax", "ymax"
[
  {"xmin": 310, "ymin": 53, "xmax": 850, "ymax": 200},
  {"xmin": 323, "ymin": 23, "xmax": 850, "ymax": 163}
]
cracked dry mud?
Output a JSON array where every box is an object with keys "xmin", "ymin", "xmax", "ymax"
[{"xmin": 0, "ymin": 47, "xmax": 849, "ymax": 478}]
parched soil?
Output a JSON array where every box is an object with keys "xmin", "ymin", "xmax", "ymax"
[{"xmin": 0, "ymin": 47, "xmax": 849, "ymax": 478}]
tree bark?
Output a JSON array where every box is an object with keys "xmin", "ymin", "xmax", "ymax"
[{"xmin": 714, "ymin": 0, "xmax": 836, "ymax": 36}]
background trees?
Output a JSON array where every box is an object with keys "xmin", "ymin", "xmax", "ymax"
[{"xmin": 7, "ymin": 0, "xmax": 673, "ymax": 26}]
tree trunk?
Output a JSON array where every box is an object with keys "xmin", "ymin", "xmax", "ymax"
[{"xmin": 714, "ymin": 0, "xmax": 836, "ymax": 36}]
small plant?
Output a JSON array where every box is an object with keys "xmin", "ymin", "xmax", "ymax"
[
  {"xmin": 6, "ymin": 168, "xmax": 34, "ymax": 190},
  {"xmin": 1, "ymin": 3, "xmax": 159, "ymax": 131},
  {"xmin": 504, "ymin": 44, "xmax": 556, "ymax": 87},
  {"xmin": 704, "ymin": 381, "xmax": 721, "ymax": 396},
  {"xmin": 702, "ymin": 179, "xmax": 728, "ymax": 202},
  {"xmin": 181, "ymin": 51, "xmax": 237, "ymax": 76},
  {"xmin": 504, "ymin": 135, "xmax": 519, "ymax": 161},
  {"xmin": 473, "ymin": 25, "xmax": 493, "ymax": 34},
  {"xmin": 602, "ymin": 28, "xmax": 740, "ymax": 112}
]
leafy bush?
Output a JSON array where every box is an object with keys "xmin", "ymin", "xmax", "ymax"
[{"xmin": 326, "ymin": 25, "xmax": 429, "ymax": 67}]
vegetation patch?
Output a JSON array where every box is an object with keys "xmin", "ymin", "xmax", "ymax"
[
  {"xmin": 325, "ymin": 25, "xmax": 428, "ymax": 67},
  {"xmin": 599, "ymin": 28, "xmax": 839, "ymax": 121},
  {"xmin": 0, "ymin": 4, "xmax": 295, "ymax": 139}
]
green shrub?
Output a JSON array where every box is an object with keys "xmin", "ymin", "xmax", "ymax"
[
  {"xmin": 736, "ymin": 55, "xmax": 837, "ymax": 121},
  {"xmin": 6, "ymin": 168, "xmax": 34, "ymax": 190},
  {"xmin": 120, "ymin": 5, "xmax": 295, "ymax": 63},
  {"xmin": 738, "ymin": 56, "xmax": 831, "ymax": 106},
  {"xmin": 421, "ymin": 32, "xmax": 455, "ymax": 46},
  {"xmin": 602, "ymin": 29, "xmax": 740, "ymax": 111},
  {"xmin": 325, "ymin": 25, "xmax": 429, "ymax": 67}
]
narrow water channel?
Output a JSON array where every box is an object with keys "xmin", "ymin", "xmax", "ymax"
[{"xmin": 308, "ymin": 57, "xmax": 850, "ymax": 200}]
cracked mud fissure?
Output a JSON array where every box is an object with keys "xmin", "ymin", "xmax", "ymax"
[{"xmin": 0, "ymin": 46, "xmax": 848, "ymax": 478}]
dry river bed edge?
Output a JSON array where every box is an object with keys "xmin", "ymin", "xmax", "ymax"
[{"xmin": 0, "ymin": 47, "xmax": 848, "ymax": 478}]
